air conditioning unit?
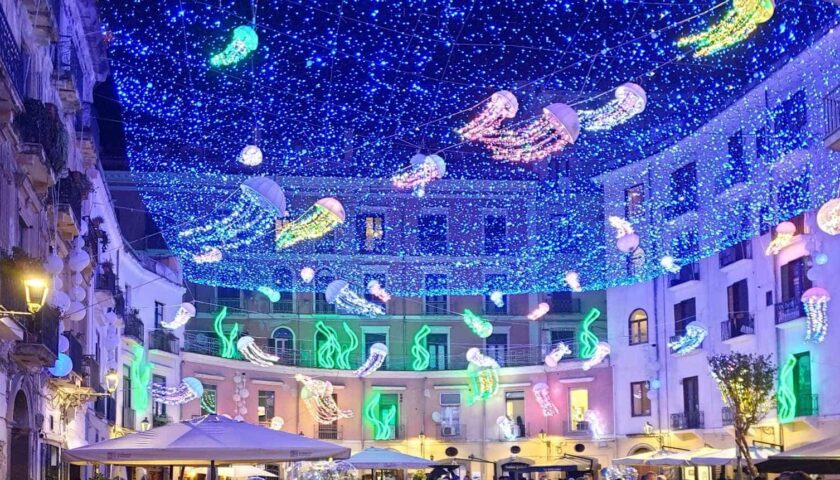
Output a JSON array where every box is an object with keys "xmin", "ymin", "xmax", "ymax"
[{"xmin": 442, "ymin": 425, "xmax": 457, "ymax": 436}]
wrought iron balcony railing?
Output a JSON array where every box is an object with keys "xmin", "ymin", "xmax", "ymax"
[
  {"xmin": 668, "ymin": 263, "xmax": 700, "ymax": 287},
  {"xmin": 721, "ymin": 312, "xmax": 755, "ymax": 341},
  {"xmin": 671, "ymin": 411, "xmax": 704, "ymax": 430},
  {"xmin": 0, "ymin": 3, "xmax": 26, "ymax": 98},
  {"xmin": 149, "ymin": 329, "xmax": 180, "ymax": 354},
  {"xmin": 719, "ymin": 240, "xmax": 752, "ymax": 268},
  {"xmin": 775, "ymin": 297, "xmax": 805, "ymax": 325},
  {"xmin": 795, "ymin": 393, "xmax": 819, "ymax": 417}
]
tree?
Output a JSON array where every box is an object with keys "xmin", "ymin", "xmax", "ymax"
[{"xmin": 708, "ymin": 353, "xmax": 776, "ymax": 479}]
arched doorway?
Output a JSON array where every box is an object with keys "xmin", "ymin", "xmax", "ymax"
[
  {"xmin": 10, "ymin": 390, "xmax": 31, "ymax": 479},
  {"xmin": 271, "ymin": 327, "xmax": 295, "ymax": 358}
]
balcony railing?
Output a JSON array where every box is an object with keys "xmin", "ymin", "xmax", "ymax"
[
  {"xmin": 719, "ymin": 240, "xmax": 752, "ymax": 268},
  {"xmin": 95, "ymin": 269, "xmax": 118, "ymax": 294},
  {"xmin": 795, "ymin": 393, "xmax": 819, "ymax": 417},
  {"xmin": 562, "ymin": 420, "xmax": 591, "ymax": 436},
  {"xmin": 317, "ymin": 424, "xmax": 342, "ymax": 440},
  {"xmin": 671, "ymin": 411, "xmax": 704, "ymax": 430},
  {"xmin": 722, "ymin": 406, "xmax": 734, "ymax": 426},
  {"xmin": 436, "ymin": 423, "xmax": 466, "ymax": 441},
  {"xmin": 124, "ymin": 316, "xmax": 144, "ymax": 345},
  {"xmin": 550, "ymin": 296, "xmax": 582, "ymax": 314},
  {"xmin": 825, "ymin": 85, "xmax": 840, "ymax": 142},
  {"xmin": 0, "ymin": 3, "xmax": 26, "ymax": 99},
  {"xmin": 721, "ymin": 312, "xmax": 755, "ymax": 341},
  {"xmin": 13, "ymin": 307, "xmax": 60, "ymax": 368},
  {"xmin": 148, "ymin": 329, "xmax": 179, "ymax": 354},
  {"xmin": 668, "ymin": 263, "xmax": 700, "ymax": 287},
  {"xmin": 775, "ymin": 298, "xmax": 805, "ymax": 325},
  {"xmin": 51, "ymin": 36, "xmax": 85, "ymax": 102}
]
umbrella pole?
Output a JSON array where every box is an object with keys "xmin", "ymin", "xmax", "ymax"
[{"xmin": 210, "ymin": 460, "xmax": 217, "ymax": 480}]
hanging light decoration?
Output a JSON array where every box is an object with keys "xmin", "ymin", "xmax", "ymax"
[
  {"xmin": 411, "ymin": 325, "xmax": 432, "ymax": 371},
  {"xmin": 582, "ymin": 342, "xmax": 611, "ymax": 371},
  {"xmin": 232, "ymin": 373, "xmax": 249, "ymax": 420},
  {"xmin": 391, "ymin": 154, "xmax": 447, "ymax": 197},
  {"xmin": 608, "ymin": 216, "xmax": 640, "ymax": 253},
  {"xmin": 532, "ymin": 382, "xmax": 559, "ymax": 417},
  {"xmin": 458, "ymin": 90, "xmax": 519, "ymax": 141},
  {"xmin": 802, "ymin": 287, "xmax": 830, "ymax": 343},
  {"xmin": 354, "ymin": 343, "xmax": 388, "ymax": 377},
  {"xmin": 667, "ymin": 322, "xmax": 708, "ymax": 355},
  {"xmin": 366, "ymin": 280, "xmax": 391, "ymax": 303},
  {"xmin": 296, "ymin": 374, "xmax": 354, "ymax": 424},
  {"xmin": 765, "ymin": 221, "xmax": 797, "ymax": 255},
  {"xmin": 466, "ymin": 348, "xmax": 500, "ymax": 404},
  {"xmin": 24, "ymin": 278, "xmax": 49, "ymax": 314},
  {"xmin": 364, "ymin": 391, "xmax": 397, "ymax": 441},
  {"xmin": 105, "ymin": 368, "xmax": 120, "ymax": 394},
  {"xmin": 237, "ymin": 335, "xmax": 279, "ymax": 366},
  {"xmin": 565, "ymin": 271, "xmax": 583, "ymax": 292},
  {"xmin": 238, "ymin": 144, "xmax": 263, "ymax": 167},
  {"xmin": 49, "ymin": 353, "xmax": 73, "ymax": 377},
  {"xmin": 161, "ymin": 302, "xmax": 196, "ymax": 330},
  {"xmin": 578, "ymin": 307, "xmax": 602, "ymax": 359},
  {"xmin": 528, "ymin": 302, "xmax": 550, "ymax": 321},
  {"xmin": 496, "ymin": 415, "xmax": 519, "ymax": 441},
  {"xmin": 192, "ymin": 246, "xmax": 223, "ymax": 264},
  {"xmin": 677, "ymin": 0, "xmax": 776, "ymax": 57},
  {"xmin": 544, "ymin": 342, "xmax": 572, "ymax": 367},
  {"xmin": 151, "ymin": 377, "xmax": 204, "ymax": 405},
  {"xmin": 257, "ymin": 286, "xmax": 281, "ymax": 302},
  {"xmin": 209, "ymin": 25, "xmax": 259, "ymax": 67},
  {"xmin": 660, "ymin": 255, "xmax": 681, "ymax": 273},
  {"xmin": 579, "ymin": 83, "xmax": 647, "ymax": 131},
  {"xmin": 325, "ymin": 280, "xmax": 385, "ymax": 317},
  {"xmin": 489, "ymin": 291, "xmax": 505, "ymax": 308},
  {"xmin": 300, "ymin": 267, "xmax": 315, "ymax": 283},
  {"xmin": 584, "ymin": 410, "xmax": 606, "ymax": 439},
  {"xmin": 817, "ymin": 198, "xmax": 840, "ymax": 235},
  {"xmin": 462, "ymin": 309, "xmax": 493, "ymax": 338},
  {"xmin": 777, "ymin": 354, "xmax": 797, "ymax": 424},
  {"xmin": 270, "ymin": 416, "xmax": 284, "ymax": 430},
  {"xmin": 276, "ymin": 198, "xmax": 345, "ymax": 250}
]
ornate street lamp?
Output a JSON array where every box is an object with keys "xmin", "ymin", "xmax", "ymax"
[
  {"xmin": 105, "ymin": 368, "xmax": 120, "ymax": 394},
  {"xmin": 140, "ymin": 417, "xmax": 150, "ymax": 431},
  {"xmin": 24, "ymin": 278, "xmax": 49, "ymax": 313}
]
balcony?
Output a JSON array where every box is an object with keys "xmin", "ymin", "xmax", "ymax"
[
  {"xmin": 13, "ymin": 99, "xmax": 67, "ymax": 184},
  {"xmin": 436, "ymin": 423, "xmax": 466, "ymax": 441},
  {"xmin": 11, "ymin": 307, "xmax": 60, "ymax": 369},
  {"xmin": 75, "ymin": 102, "xmax": 100, "ymax": 163},
  {"xmin": 671, "ymin": 411, "xmax": 704, "ymax": 430},
  {"xmin": 668, "ymin": 263, "xmax": 700, "ymax": 288},
  {"xmin": 51, "ymin": 37, "xmax": 84, "ymax": 111},
  {"xmin": 65, "ymin": 333, "xmax": 84, "ymax": 377},
  {"xmin": 719, "ymin": 240, "xmax": 752, "ymax": 268},
  {"xmin": 825, "ymin": 85, "xmax": 840, "ymax": 151},
  {"xmin": 0, "ymin": 5, "xmax": 26, "ymax": 109},
  {"xmin": 563, "ymin": 420, "xmax": 592, "ymax": 437},
  {"xmin": 94, "ymin": 268, "xmax": 118, "ymax": 294},
  {"xmin": 722, "ymin": 406, "xmax": 734, "ymax": 426},
  {"xmin": 721, "ymin": 312, "xmax": 755, "ymax": 341},
  {"xmin": 123, "ymin": 314, "xmax": 144, "ymax": 345},
  {"xmin": 317, "ymin": 424, "xmax": 342, "ymax": 440},
  {"xmin": 795, "ymin": 393, "xmax": 819, "ymax": 418},
  {"xmin": 21, "ymin": 0, "xmax": 60, "ymax": 42},
  {"xmin": 550, "ymin": 296, "xmax": 581, "ymax": 314},
  {"xmin": 95, "ymin": 395, "xmax": 117, "ymax": 424},
  {"xmin": 148, "ymin": 329, "xmax": 179, "ymax": 355},
  {"xmin": 775, "ymin": 298, "xmax": 805, "ymax": 325}
]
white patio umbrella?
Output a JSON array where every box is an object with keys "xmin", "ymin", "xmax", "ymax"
[
  {"xmin": 187, "ymin": 465, "xmax": 278, "ymax": 478},
  {"xmin": 645, "ymin": 447, "xmax": 719, "ymax": 466},
  {"xmin": 612, "ymin": 449, "xmax": 682, "ymax": 466},
  {"xmin": 346, "ymin": 448, "xmax": 434, "ymax": 469},
  {"xmin": 690, "ymin": 446, "xmax": 777, "ymax": 466}
]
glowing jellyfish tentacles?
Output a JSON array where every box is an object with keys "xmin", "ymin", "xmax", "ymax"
[
  {"xmin": 391, "ymin": 154, "xmax": 447, "ymax": 197},
  {"xmin": 411, "ymin": 324, "xmax": 432, "ymax": 371},
  {"xmin": 161, "ymin": 302, "xmax": 195, "ymax": 330},
  {"xmin": 151, "ymin": 377, "xmax": 204, "ymax": 405},
  {"xmin": 355, "ymin": 343, "xmax": 388, "ymax": 377},
  {"xmin": 367, "ymin": 280, "xmax": 391, "ymax": 303},
  {"xmin": 677, "ymin": 0, "xmax": 775, "ymax": 57},
  {"xmin": 475, "ymin": 103, "xmax": 581, "ymax": 163},
  {"xmin": 296, "ymin": 374, "xmax": 354, "ymax": 424},
  {"xmin": 466, "ymin": 348, "xmax": 500, "ymax": 404},
  {"xmin": 463, "ymin": 309, "xmax": 493, "ymax": 338},
  {"xmin": 532, "ymin": 382, "xmax": 559, "ymax": 417},
  {"xmin": 458, "ymin": 90, "xmax": 519, "ymax": 141},
  {"xmin": 276, "ymin": 198, "xmax": 345, "ymax": 250},
  {"xmin": 544, "ymin": 342, "xmax": 572, "ymax": 367},
  {"xmin": 777, "ymin": 354, "xmax": 797, "ymax": 423},
  {"xmin": 578, "ymin": 307, "xmax": 602, "ymax": 359},
  {"xmin": 237, "ymin": 335, "xmax": 280, "ymax": 367},
  {"xmin": 580, "ymin": 83, "xmax": 647, "ymax": 131},
  {"xmin": 582, "ymin": 342, "xmax": 611, "ymax": 371},
  {"xmin": 802, "ymin": 287, "xmax": 830, "ymax": 343},
  {"xmin": 668, "ymin": 322, "xmax": 708, "ymax": 355},
  {"xmin": 365, "ymin": 391, "xmax": 397, "ymax": 441},
  {"xmin": 210, "ymin": 25, "xmax": 259, "ymax": 67},
  {"xmin": 325, "ymin": 280, "xmax": 385, "ymax": 317},
  {"xmin": 496, "ymin": 415, "xmax": 518, "ymax": 441}
]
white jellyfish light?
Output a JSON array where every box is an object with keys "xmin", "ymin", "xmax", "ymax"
[
  {"xmin": 544, "ymin": 342, "xmax": 572, "ymax": 367},
  {"xmin": 458, "ymin": 90, "xmax": 519, "ymax": 141},
  {"xmin": 496, "ymin": 415, "xmax": 519, "ymax": 441},
  {"xmin": 180, "ymin": 177, "xmax": 286, "ymax": 254},
  {"xmin": 473, "ymin": 103, "xmax": 580, "ymax": 163},
  {"xmin": 276, "ymin": 198, "xmax": 345, "ymax": 250},
  {"xmin": 579, "ymin": 83, "xmax": 647, "ymax": 131},
  {"xmin": 667, "ymin": 322, "xmax": 708, "ymax": 355},
  {"xmin": 300, "ymin": 267, "xmax": 315, "ymax": 283},
  {"xmin": 660, "ymin": 255, "xmax": 681, "ymax": 273},
  {"xmin": 528, "ymin": 302, "xmax": 550, "ymax": 321},
  {"xmin": 296, "ymin": 374, "xmax": 354, "ymax": 424},
  {"xmin": 151, "ymin": 376, "xmax": 204, "ymax": 405},
  {"xmin": 367, "ymin": 280, "xmax": 391, "ymax": 303},
  {"xmin": 532, "ymin": 382, "xmax": 559, "ymax": 417},
  {"xmin": 325, "ymin": 280, "xmax": 385, "ymax": 317},
  {"xmin": 391, "ymin": 154, "xmax": 447, "ymax": 197},
  {"xmin": 192, "ymin": 246, "xmax": 223, "ymax": 264},
  {"xmin": 802, "ymin": 287, "xmax": 830, "ymax": 343},
  {"xmin": 582, "ymin": 342, "xmax": 611, "ymax": 371},
  {"xmin": 354, "ymin": 343, "xmax": 388, "ymax": 377},
  {"xmin": 237, "ymin": 335, "xmax": 280, "ymax": 367},
  {"xmin": 161, "ymin": 302, "xmax": 196, "ymax": 330},
  {"xmin": 765, "ymin": 221, "xmax": 797, "ymax": 255},
  {"xmin": 489, "ymin": 291, "xmax": 505, "ymax": 308},
  {"xmin": 238, "ymin": 144, "xmax": 263, "ymax": 166},
  {"xmin": 609, "ymin": 216, "xmax": 640, "ymax": 253},
  {"xmin": 565, "ymin": 271, "xmax": 583, "ymax": 292}
]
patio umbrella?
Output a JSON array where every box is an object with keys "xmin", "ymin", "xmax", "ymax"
[
  {"xmin": 612, "ymin": 449, "xmax": 683, "ymax": 466},
  {"xmin": 757, "ymin": 436, "xmax": 840, "ymax": 474},
  {"xmin": 187, "ymin": 465, "xmax": 278, "ymax": 478},
  {"xmin": 645, "ymin": 447, "xmax": 719, "ymax": 466},
  {"xmin": 346, "ymin": 448, "xmax": 433, "ymax": 469},
  {"xmin": 64, "ymin": 415, "xmax": 350, "ymax": 466},
  {"xmin": 690, "ymin": 446, "xmax": 777, "ymax": 466}
]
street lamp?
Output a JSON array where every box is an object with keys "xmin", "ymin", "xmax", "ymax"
[
  {"xmin": 418, "ymin": 431, "xmax": 426, "ymax": 458},
  {"xmin": 105, "ymin": 368, "xmax": 120, "ymax": 394},
  {"xmin": 140, "ymin": 417, "xmax": 150, "ymax": 431},
  {"xmin": 24, "ymin": 278, "xmax": 49, "ymax": 313},
  {"xmin": 538, "ymin": 429, "xmax": 551, "ymax": 459}
]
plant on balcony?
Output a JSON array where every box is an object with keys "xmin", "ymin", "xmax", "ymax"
[
  {"xmin": 709, "ymin": 353, "xmax": 775, "ymax": 479},
  {"xmin": 13, "ymin": 98, "xmax": 69, "ymax": 175}
]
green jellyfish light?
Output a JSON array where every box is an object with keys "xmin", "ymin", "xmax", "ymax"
[{"xmin": 210, "ymin": 25, "xmax": 259, "ymax": 67}]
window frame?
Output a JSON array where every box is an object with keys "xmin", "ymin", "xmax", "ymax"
[
  {"xmin": 628, "ymin": 308, "xmax": 649, "ymax": 345},
  {"xmin": 630, "ymin": 381, "xmax": 651, "ymax": 417}
]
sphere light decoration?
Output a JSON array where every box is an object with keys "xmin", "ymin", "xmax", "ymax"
[
  {"xmin": 817, "ymin": 198, "xmax": 840, "ymax": 235},
  {"xmin": 544, "ymin": 342, "xmax": 572, "ymax": 367},
  {"xmin": 677, "ymin": 0, "xmax": 775, "ymax": 57},
  {"xmin": 209, "ymin": 25, "xmax": 259, "ymax": 67},
  {"xmin": 814, "ymin": 252, "xmax": 829, "ymax": 266},
  {"xmin": 582, "ymin": 342, "xmax": 610, "ymax": 371},
  {"xmin": 232, "ymin": 374, "xmax": 250, "ymax": 420},
  {"xmin": 67, "ymin": 237, "xmax": 91, "ymax": 272},
  {"xmin": 325, "ymin": 279, "xmax": 385, "ymax": 317},
  {"xmin": 354, "ymin": 343, "xmax": 388, "ymax": 377},
  {"xmin": 296, "ymin": 374, "xmax": 354, "ymax": 424},
  {"xmin": 151, "ymin": 376, "xmax": 204, "ymax": 405},
  {"xmin": 659, "ymin": 255, "xmax": 681, "ymax": 273},
  {"xmin": 565, "ymin": 271, "xmax": 582, "ymax": 292},
  {"xmin": 49, "ymin": 353, "xmax": 73, "ymax": 377},
  {"xmin": 366, "ymin": 280, "xmax": 391, "ymax": 303},
  {"xmin": 238, "ymin": 144, "xmax": 263, "ymax": 166},
  {"xmin": 667, "ymin": 322, "xmax": 708, "ymax": 355},
  {"xmin": 44, "ymin": 251, "xmax": 64, "ymax": 275},
  {"xmin": 527, "ymin": 302, "xmax": 550, "ymax": 321},
  {"xmin": 391, "ymin": 154, "xmax": 447, "ymax": 197},
  {"xmin": 532, "ymin": 382, "xmax": 559, "ymax": 417},
  {"xmin": 579, "ymin": 83, "xmax": 647, "ymax": 132},
  {"xmin": 300, "ymin": 267, "xmax": 315, "ymax": 283},
  {"xmin": 496, "ymin": 415, "xmax": 519, "ymax": 441},
  {"xmin": 466, "ymin": 348, "xmax": 500, "ymax": 404},
  {"xmin": 765, "ymin": 221, "xmax": 797, "ymax": 255},
  {"xmin": 237, "ymin": 335, "xmax": 280, "ymax": 367},
  {"xmin": 462, "ymin": 309, "xmax": 493, "ymax": 338},
  {"xmin": 801, "ymin": 287, "xmax": 830, "ymax": 343},
  {"xmin": 458, "ymin": 90, "xmax": 519, "ymax": 141},
  {"xmin": 609, "ymin": 216, "xmax": 640, "ymax": 253},
  {"xmin": 270, "ymin": 416, "xmax": 285, "ymax": 430},
  {"xmin": 276, "ymin": 198, "xmax": 345, "ymax": 250},
  {"xmin": 161, "ymin": 302, "xmax": 196, "ymax": 330}
]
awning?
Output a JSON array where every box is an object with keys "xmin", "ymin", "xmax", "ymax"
[
  {"xmin": 346, "ymin": 448, "xmax": 434, "ymax": 469},
  {"xmin": 691, "ymin": 446, "xmax": 778, "ymax": 466},
  {"xmin": 758, "ymin": 436, "xmax": 840, "ymax": 474},
  {"xmin": 646, "ymin": 447, "xmax": 719, "ymax": 466},
  {"xmin": 612, "ymin": 449, "xmax": 682, "ymax": 466}
]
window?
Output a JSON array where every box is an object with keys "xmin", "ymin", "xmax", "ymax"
[
  {"xmin": 483, "ymin": 215, "xmax": 507, "ymax": 255},
  {"xmin": 271, "ymin": 327, "xmax": 294, "ymax": 357},
  {"xmin": 628, "ymin": 309, "xmax": 648, "ymax": 345},
  {"xmin": 258, "ymin": 390, "xmax": 275, "ymax": 425},
  {"xmin": 363, "ymin": 273, "xmax": 388, "ymax": 311},
  {"xmin": 505, "ymin": 391, "xmax": 526, "ymax": 438},
  {"xmin": 364, "ymin": 332, "xmax": 388, "ymax": 370},
  {"xmin": 485, "ymin": 332, "xmax": 508, "ymax": 366},
  {"xmin": 719, "ymin": 130, "xmax": 748, "ymax": 192},
  {"xmin": 314, "ymin": 270, "xmax": 336, "ymax": 314},
  {"xmin": 668, "ymin": 162, "xmax": 698, "ymax": 218},
  {"xmin": 550, "ymin": 291, "xmax": 580, "ymax": 313},
  {"xmin": 271, "ymin": 268, "xmax": 294, "ymax": 314},
  {"xmin": 201, "ymin": 384, "xmax": 217, "ymax": 415},
  {"xmin": 318, "ymin": 394, "xmax": 340, "ymax": 439},
  {"xmin": 122, "ymin": 365, "xmax": 131, "ymax": 417},
  {"xmin": 569, "ymin": 388, "xmax": 589, "ymax": 428},
  {"xmin": 424, "ymin": 274, "xmax": 448, "ymax": 315},
  {"xmin": 439, "ymin": 393, "xmax": 461, "ymax": 436},
  {"xmin": 427, "ymin": 333, "xmax": 448, "ymax": 370},
  {"xmin": 418, "ymin": 214, "xmax": 448, "ymax": 254},
  {"xmin": 217, "ymin": 287, "xmax": 241, "ymax": 309},
  {"xmin": 483, "ymin": 274, "xmax": 508, "ymax": 315},
  {"xmin": 631, "ymin": 381, "xmax": 651, "ymax": 417},
  {"xmin": 369, "ymin": 393, "xmax": 400, "ymax": 440},
  {"xmin": 625, "ymin": 184, "xmax": 644, "ymax": 220},
  {"xmin": 780, "ymin": 257, "xmax": 811, "ymax": 302},
  {"xmin": 673, "ymin": 298, "xmax": 696, "ymax": 337},
  {"xmin": 357, "ymin": 214, "xmax": 385, "ymax": 253},
  {"xmin": 154, "ymin": 301, "xmax": 164, "ymax": 328},
  {"xmin": 153, "ymin": 374, "xmax": 167, "ymax": 419}
]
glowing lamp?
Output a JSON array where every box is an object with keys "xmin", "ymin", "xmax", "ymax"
[
  {"xmin": 238, "ymin": 144, "xmax": 263, "ymax": 166},
  {"xmin": 817, "ymin": 198, "xmax": 840, "ymax": 235},
  {"xmin": 105, "ymin": 368, "xmax": 120, "ymax": 394},
  {"xmin": 300, "ymin": 267, "xmax": 315, "ymax": 283},
  {"xmin": 24, "ymin": 278, "xmax": 49, "ymax": 313},
  {"xmin": 140, "ymin": 417, "xmax": 151, "ymax": 431},
  {"xmin": 801, "ymin": 287, "xmax": 830, "ymax": 343}
]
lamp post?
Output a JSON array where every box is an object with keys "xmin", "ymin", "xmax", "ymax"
[
  {"xmin": 24, "ymin": 277, "xmax": 49, "ymax": 313},
  {"xmin": 538, "ymin": 429, "xmax": 551, "ymax": 460},
  {"xmin": 105, "ymin": 368, "xmax": 120, "ymax": 395},
  {"xmin": 140, "ymin": 417, "xmax": 150, "ymax": 431},
  {"xmin": 418, "ymin": 431, "xmax": 426, "ymax": 458}
]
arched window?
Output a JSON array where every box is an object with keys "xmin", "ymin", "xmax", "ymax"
[
  {"xmin": 629, "ymin": 309, "xmax": 648, "ymax": 345},
  {"xmin": 314, "ymin": 269, "xmax": 335, "ymax": 314},
  {"xmin": 271, "ymin": 327, "xmax": 295, "ymax": 357}
]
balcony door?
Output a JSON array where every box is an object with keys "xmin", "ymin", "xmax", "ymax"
[
  {"xmin": 683, "ymin": 376, "xmax": 700, "ymax": 427},
  {"xmin": 780, "ymin": 257, "xmax": 811, "ymax": 301},
  {"xmin": 726, "ymin": 279, "xmax": 750, "ymax": 336},
  {"xmin": 793, "ymin": 352, "xmax": 813, "ymax": 416}
]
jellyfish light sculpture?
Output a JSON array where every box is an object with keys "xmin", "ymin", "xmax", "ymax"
[
  {"xmin": 579, "ymin": 83, "xmax": 647, "ymax": 131},
  {"xmin": 609, "ymin": 216, "xmax": 640, "ymax": 253},
  {"xmin": 667, "ymin": 322, "xmax": 708, "ymax": 355},
  {"xmin": 209, "ymin": 25, "xmax": 259, "ymax": 67},
  {"xmin": 161, "ymin": 302, "xmax": 195, "ymax": 330},
  {"xmin": 475, "ymin": 103, "xmax": 581, "ymax": 163},
  {"xmin": 391, "ymin": 154, "xmax": 447, "ymax": 197},
  {"xmin": 466, "ymin": 348, "xmax": 500, "ymax": 404},
  {"xmin": 582, "ymin": 342, "xmax": 611, "ymax": 371},
  {"xmin": 458, "ymin": 91, "xmax": 519, "ymax": 141},
  {"xmin": 660, "ymin": 255, "xmax": 681, "ymax": 273},
  {"xmin": 354, "ymin": 343, "xmax": 388, "ymax": 377},
  {"xmin": 151, "ymin": 377, "xmax": 204, "ymax": 405},
  {"xmin": 325, "ymin": 280, "xmax": 385, "ymax": 317},
  {"xmin": 802, "ymin": 287, "xmax": 830, "ymax": 343},
  {"xmin": 817, "ymin": 198, "xmax": 840, "ymax": 235},
  {"xmin": 544, "ymin": 342, "xmax": 572, "ymax": 367},
  {"xmin": 532, "ymin": 382, "xmax": 559, "ymax": 417},
  {"xmin": 179, "ymin": 177, "xmax": 286, "ymax": 255},
  {"xmin": 765, "ymin": 221, "xmax": 796, "ymax": 255},
  {"xmin": 296, "ymin": 374, "xmax": 354, "ymax": 424},
  {"xmin": 463, "ymin": 309, "xmax": 493, "ymax": 338},
  {"xmin": 276, "ymin": 198, "xmax": 345, "ymax": 250},
  {"xmin": 237, "ymin": 335, "xmax": 280, "ymax": 367},
  {"xmin": 677, "ymin": 0, "xmax": 775, "ymax": 57},
  {"xmin": 192, "ymin": 246, "xmax": 222, "ymax": 264},
  {"xmin": 528, "ymin": 302, "xmax": 550, "ymax": 321},
  {"xmin": 489, "ymin": 291, "xmax": 505, "ymax": 308},
  {"xmin": 565, "ymin": 271, "xmax": 583, "ymax": 292},
  {"xmin": 367, "ymin": 280, "xmax": 391, "ymax": 303},
  {"xmin": 496, "ymin": 416, "xmax": 519, "ymax": 441}
]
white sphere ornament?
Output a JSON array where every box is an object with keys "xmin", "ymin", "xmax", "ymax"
[
  {"xmin": 239, "ymin": 388, "xmax": 250, "ymax": 399},
  {"xmin": 817, "ymin": 198, "xmax": 840, "ymax": 235},
  {"xmin": 70, "ymin": 285, "xmax": 86, "ymax": 302},
  {"xmin": 44, "ymin": 252, "xmax": 64, "ymax": 275},
  {"xmin": 646, "ymin": 389, "xmax": 657, "ymax": 400},
  {"xmin": 65, "ymin": 302, "xmax": 86, "ymax": 322},
  {"xmin": 58, "ymin": 335, "xmax": 70, "ymax": 353},
  {"xmin": 233, "ymin": 394, "xmax": 241, "ymax": 402},
  {"xmin": 68, "ymin": 249, "xmax": 91, "ymax": 272},
  {"xmin": 239, "ymin": 407, "xmax": 248, "ymax": 415},
  {"xmin": 238, "ymin": 144, "xmax": 263, "ymax": 166},
  {"xmin": 815, "ymin": 252, "xmax": 829, "ymax": 265},
  {"xmin": 617, "ymin": 233, "xmax": 640, "ymax": 253},
  {"xmin": 300, "ymin": 267, "xmax": 315, "ymax": 283},
  {"xmin": 233, "ymin": 374, "xmax": 243, "ymax": 384},
  {"xmin": 49, "ymin": 353, "xmax": 73, "ymax": 377},
  {"xmin": 53, "ymin": 277, "xmax": 64, "ymax": 290},
  {"xmin": 72, "ymin": 272, "xmax": 83, "ymax": 286},
  {"xmin": 48, "ymin": 289, "xmax": 71, "ymax": 312}
]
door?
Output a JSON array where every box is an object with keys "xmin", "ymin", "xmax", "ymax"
[
  {"xmin": 683, "ymin": 376, "xmax": 700, "ymax": 428},
  {"xmin": 726, "ymin": 279, "xmax": 750, "ymax": 335},
  {"xmin": 793, "ymin": 352, "xmax": 813, "ymax": 416},
  {"xmin": 427, "ymin": 333, "xmax": 448, "ymax": 370},
  {"xmin": 485, "ymin": 333, "xmax": 508, "ymax": 366}
]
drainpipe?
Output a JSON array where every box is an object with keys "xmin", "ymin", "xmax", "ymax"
[{"xmin": 653, "ymin": 275, "xmax": 666, "ymax": 441}]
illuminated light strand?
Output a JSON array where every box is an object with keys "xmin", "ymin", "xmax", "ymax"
[
  {"xmin": 578, "ymin": 307, "xmax": 602, "ymax": 359},
  {"xmin": 677, "ymin": 0, "xmax": 775, "ymax": 57},
  {"xmin": 584, "ymin": 410, "xmax": 606, "ymax": 439},
  {"xmin": 462, "ymin": 309, "xmax": 493, "ymax": 338},
  {"xmin": 802, "ymin": 287, "xmax": 830, "ymax": 343},
  {"xmin": 817, "ymin": 198, "xmax": 840, "ymax": 235},
  {"xmin": 579, "ymin": 83, "xmax": 647, "ymax": 131},
  {"xmin": 609, "ymin": 216, "xmax": 640, "ymax": 253},
  {"xmin": 296, "ymin": 374, "xmax": 354, "ymax": 424},
  {"xmin": 364, "ymin": 391, "xmax": 397, "ymax": 440},
  {"xmin": 466, "ymin": 348, "xmax": 500, "ymax": 404},
  {"xmin": 777, "ymin": 354, "xmax": 797, "ymax": 424},
  {"xmin": 366, "ymin": 280, "xmax": 391, "ymax": 303},
  {"xmin": 391, "ymin": 154, "xmax": 447, "ymax": 197},
  {"xmin": 473, "ymin": 103, "xmax": 581, "ymax": 163},
  {"xmin": 337, "ymin": 322, "xmax": 360, "ymax": 371},
  {"xmin": 151, "ymin": 377, "xmax": 204, "ymax": 405},
  {"xmin": 457, "ymin": 90, "xmax": 519, "ymax": 141},
  {"xmin": 544, "ymin": 342, "xmax": 572, "ymax": 367},
  {"xmin": 212, "ymin": 307, "xmax": 240, "ymax": 359},
  {"xmin": 411, "ymin": 324, "xmax": 432, "ymax": 371},
  {"xmin": 315, "ymin": 321, "xmax": 343, "ymax": 369},
  {"xmin": 582, "ymin": 342, "xmax": 611, "ymax": 371},
  {"xmin": 237, "ymin": 335, "xmax": 280, "ymax": 367},
  {"xmin": 668, "ymin": 322, "xmax": 709, "ymax": 355},
  {"xmin": 130, "ymin": 344, "xmax": 152, "ymax": 412},
  {"xmin": 161, "ymin": 302, "xmax": 195, "ymax": 329},
  {"xmin": 192, "ymin": 246, "xmax": 222, "ymax": 264},
  {"xmin": 528, "ymin": 302, "xmax": 550, "ymax": 321},
  {"xmin": 209, "ymin": 25, "xmax": 259, "ymax": 67},
  {"xmin": 276, "ymin": 198, "xmax": 345, "ymax": 250},
  {"xmin": 325, "ymin": 279, "xmax": 385, "ymax": 317},
  {"xmin": 565, "ymin": 271, "xmax": 583, "ymax": 292},
  {"xmin": 354, "ymin": 343, "xmax": 388, "ymax": 377},
  {"xmin": 765, "ymin": 221, "xmax": 797, "ymax": 255},
  {"xmin": 496, "ymin": 415, "xmax": 519, "ymax": 441},
  {"xmin": 532, "ymin": 382, "xmax": 559, "ymax": 417}
]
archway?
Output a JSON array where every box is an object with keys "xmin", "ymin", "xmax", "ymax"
[{"xmin": 10, "ymin": 390, "xmax": 31, "ymax": 479}]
